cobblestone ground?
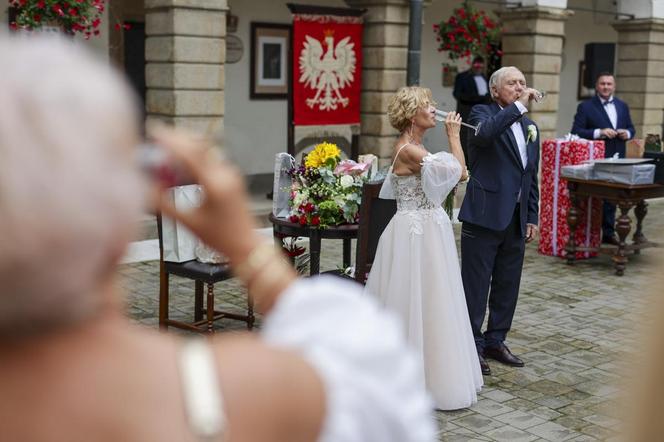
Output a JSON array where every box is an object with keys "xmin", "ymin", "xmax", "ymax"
[{"xmin": 119, "ymin": 200, "xmax": 664, "ymax": 441}]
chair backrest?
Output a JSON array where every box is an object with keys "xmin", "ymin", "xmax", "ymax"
[{"xmin": 354, "ymin": 179, "xmax": 397, "ymax": 284}]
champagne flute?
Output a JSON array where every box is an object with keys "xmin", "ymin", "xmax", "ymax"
[
  {"xmin": 434, "ymin": 109, "xmax": 481, "ymax": 135},
  {"xmin": 532, "ymin": 89, "xmax": 547, "ymax": 103}
]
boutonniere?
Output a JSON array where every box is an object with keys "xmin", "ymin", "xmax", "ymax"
[{"xmin": 526, "ymin": 124, "xmax": 537, "ymax": 143}]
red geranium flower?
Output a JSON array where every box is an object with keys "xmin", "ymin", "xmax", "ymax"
[
  {"xmin": 433, "ymin": 1, "xmax": 501, "ymax": 62},
  {"xmin": 299, "ymin": 215, "xmax": 307, "ymax": 226},
  {"xmin": 311, "ymin": 216, "xmax": 321, "ymax": 226}
]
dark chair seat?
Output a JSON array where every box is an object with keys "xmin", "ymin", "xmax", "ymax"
[{"xmin": 164, "ymin": 260, "xmax": 232, "ymax": 284}]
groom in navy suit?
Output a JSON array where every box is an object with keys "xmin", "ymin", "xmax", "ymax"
[
  {"xmin": 459, "ymin": 66, "xmax": 540, "ymax": 376},
  {"xmin": 571, "ymin": 72, "xmax": 635, "ymax": 244}
]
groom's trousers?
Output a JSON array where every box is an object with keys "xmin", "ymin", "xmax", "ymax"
[{"xmin": 460, "ymin": 207, "xmax": 526, "ymax": 352}]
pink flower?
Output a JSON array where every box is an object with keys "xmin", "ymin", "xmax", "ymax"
[{"xmin": 334, "ymin": 160, "xmax": 370, "ymax": 176}]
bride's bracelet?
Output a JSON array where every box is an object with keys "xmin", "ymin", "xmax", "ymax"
[
  {"xmin": 246, "ymin": 257, "xmax": 292, "ymax": 300},
  {"xmin": 232, "ymin": 242, "xmax": 279, "ymax": 285}
]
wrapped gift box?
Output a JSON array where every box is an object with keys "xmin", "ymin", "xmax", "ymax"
[
  {"xmin": 539, "ymin": 138, "xmax": 605, "ymax": 259},
  {"xmin": 561, "ymin": 164, "xmax": 595, "ymax": 180},
  {"xmin": 593, "ymin": 158, "xmax": 655, "ymax": 185}
]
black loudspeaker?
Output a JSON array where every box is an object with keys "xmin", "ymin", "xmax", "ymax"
[{"xmin": 583, "ymin": 43, "xmax": 615, "ymax": 88}]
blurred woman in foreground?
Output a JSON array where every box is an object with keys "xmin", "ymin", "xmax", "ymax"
[{"xmin": 0, "ymin": 37, "xmax": 435, "ymax": 441}]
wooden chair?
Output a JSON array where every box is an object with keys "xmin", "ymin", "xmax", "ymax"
[
  {"xmin": 354, "ymin": 179, "xmax": 397, "ymax": 284},
  {"xmin": 157, "ymin": 213, "xmax": 255, "ymax": 333}
]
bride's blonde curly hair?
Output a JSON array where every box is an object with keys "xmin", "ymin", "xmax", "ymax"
[{"xmin": 387, "ymin": 86, "xmax": 437, "ymax": 133}]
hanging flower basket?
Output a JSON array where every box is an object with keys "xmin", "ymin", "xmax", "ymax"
[
  {"xmin": 433, "ymin": 1, "xmax": 502, "ymax": 63},
  {"xmin": 9, "ymin": 0, "xmax": 106, "ymax": 39}
]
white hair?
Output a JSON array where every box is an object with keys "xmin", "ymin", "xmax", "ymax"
[
  {"xmin": 0, "ymin": 35, "xmax": 145, "ymax": 336},
  {"xmin": 488, "ymin": 66, "xmax": 521, "ymax": 100}
]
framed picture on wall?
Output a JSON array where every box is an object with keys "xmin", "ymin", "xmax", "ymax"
[
  {"xmin": 577, "ymin": 61, "xmax": 595, "ymax": 100},
  {"xmin": 250, "ymin": 22, "xmax": 291, "ymax": 99}
]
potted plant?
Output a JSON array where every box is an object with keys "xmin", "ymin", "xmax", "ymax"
[{"xmin": 9, "ymin": 0, "xmax": 106, "ymax": 39}]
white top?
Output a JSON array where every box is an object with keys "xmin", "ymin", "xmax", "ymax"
[
  {"xmin": 179, "ymin": 340, "xmax": 227, "ymax": 441},
  {"xmin": 379, "ymin": 144, "xmax": 462, "ymax": 206},
  {"xmin": 263, "ymin": 276, "xmax": 437, "ymax": 442},
  {"xmin": 473, "ymin": 75, "xmax": 488, "ymax": 96},
  {"xmin": 511, "ymin": 101, "xmax": 529, "ymax": 168}
]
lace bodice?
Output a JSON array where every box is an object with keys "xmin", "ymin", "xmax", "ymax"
[
  {"xmin": 379, "ymin": 151, "xmax": 462, "ymax": 235},
  {"xmin": 392, "ymin": 174, "xmax": 437, "ymax": 211}
]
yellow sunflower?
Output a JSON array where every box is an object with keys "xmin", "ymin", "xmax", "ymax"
[{"xmin": 305, "ymin": 142, "xmax": 341, "ymax": 168}]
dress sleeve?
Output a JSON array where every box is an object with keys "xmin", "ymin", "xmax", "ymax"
[
  {"xmin": 261, "ymin": 276, "xmax": 436, "ymax": 442},
  {"xmin": 378, "ymin": 167, "xmax": 395, "ymax": 200},
  {"xmin": 421, "ymin": 151, "xmax": 462, "ymax": 206}
]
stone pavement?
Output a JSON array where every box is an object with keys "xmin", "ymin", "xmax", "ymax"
[{"xmin": 118, "ymin": 199, "xmax": 664, "ymax": 441}]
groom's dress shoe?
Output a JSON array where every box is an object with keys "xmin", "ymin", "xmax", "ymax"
[
  {"xmin": 479, "ymin": 354, "xmax": 491, "ymax": 376},
  {"xmin": 485, "ymin": 344, "xmax": 524, "ymax": 367}
]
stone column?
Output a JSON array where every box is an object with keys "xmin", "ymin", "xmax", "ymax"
[
  {"xmin": 612, "ymin": 19, "xmax": 664, "ymax": 138},
  {"xmin": 498, "ymin": 6, "xmax": 572, "ymax": 139},
  {"xmin": 144, "ymin": 0, "xmax": 227, "ymax": 135},
  {"xmin": 345, "ymin": 0, "xmax": 410, "ymax": 161}
]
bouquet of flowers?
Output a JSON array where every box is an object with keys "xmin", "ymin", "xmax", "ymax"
[
  {"xmin": 433, "ymin": 1, "xmax": 501, "ymax": 62},
  {"xmin": 9, "ymin": 0, "xmax": 105, "ymax": 38},
  {"xmin": 288, "ymin": 142, "xmax": 370, "ymax": 228}
]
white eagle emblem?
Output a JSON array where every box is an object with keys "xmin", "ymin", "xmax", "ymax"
[{"xmin": 299, "ymin": 31, "xmax": 356, "ymax": 111}]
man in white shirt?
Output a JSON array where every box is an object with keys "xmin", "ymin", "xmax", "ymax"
[
  {"xmin": 571, "ymin": 72, "xmax": 636, "ymax": 244},
  {"xmin": 453, "ymin": 56, "xmax": 491, "ymax": 165}
]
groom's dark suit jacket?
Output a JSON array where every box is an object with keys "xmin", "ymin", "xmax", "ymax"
[{"xmin": 459, "ymin": 102, "xmax": 540, "ymax": 234}]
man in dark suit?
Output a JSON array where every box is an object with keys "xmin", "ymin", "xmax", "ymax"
[
  {"xmin": 459, "ymin": 66, "xmax": 540, "ymax": 376},
  {"xmin": 571, "ymin": 72, "xmax": 635, "ymax": 244},
  {"xmin": 453, "ymin": 56, "xmax": 491, "ymax": 165}
]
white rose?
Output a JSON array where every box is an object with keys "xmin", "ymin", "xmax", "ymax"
[{"xmin": 340, "ymin": 174, "xmax": 354, "ymax": 188}]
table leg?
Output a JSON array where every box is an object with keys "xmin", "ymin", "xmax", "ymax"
[
  {"xmin": 632, "ymin": 199, "xmax": 648, "ymax": 254},
  {"xmin": 565, "ymin": 190, "xmax": 580, "ymax": 265},
  {"xmin": 343, "ymin": 238, "xmax": 351, "ymax": 270},
  {"xmin": 613, "ymin": 201, "xmax": 633, "ymax": 276},
  {"xmin": 309, "ymin": 230, "xmax": 321, "ymax": 276}
]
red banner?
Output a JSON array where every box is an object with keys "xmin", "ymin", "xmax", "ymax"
[{"xmin": 292, "ymin": 14, "xmax": 363, "ymax": 126}]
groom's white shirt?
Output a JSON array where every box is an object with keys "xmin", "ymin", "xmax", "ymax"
[{"xmin": 499, "ymin": 101, "xmax": 529, "ymax": 168}]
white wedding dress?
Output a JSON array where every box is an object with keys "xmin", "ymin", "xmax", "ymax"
[{"xmin": 365, "ymin": 145, "xmax": 483, "ymax": 410}]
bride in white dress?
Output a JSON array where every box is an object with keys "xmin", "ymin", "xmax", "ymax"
[{"xmin": 365, "ymin": 86, "xmax": 483, "ymax": 410}]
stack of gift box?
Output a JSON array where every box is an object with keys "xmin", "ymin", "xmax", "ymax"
[{"xmin": 538, "ymin": 138, "xmax": 605, "ymax": 259}]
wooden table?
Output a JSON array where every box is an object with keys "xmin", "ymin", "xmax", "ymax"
[
  {"xmin": 269, "ymin": 214, "xmax": 358, "ymax": 276},
  {"xmin": 565, "ymin": 178, "xmax": 664, "ymax": 275}
]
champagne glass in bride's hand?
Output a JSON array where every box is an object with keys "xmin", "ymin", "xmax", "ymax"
[{"xmin": 434, "ymin": 109, "xmax": 481, "ymax": 135}]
